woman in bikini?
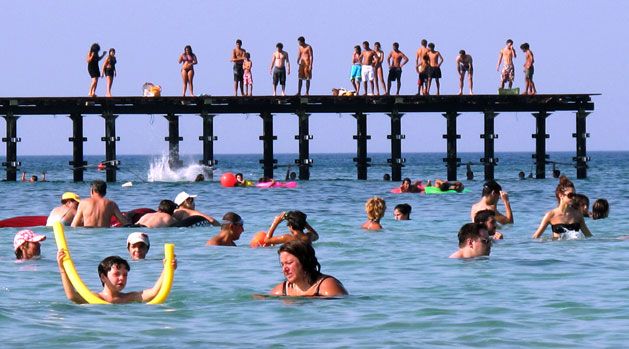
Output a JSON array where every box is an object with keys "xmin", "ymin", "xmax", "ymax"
[
  {"xmin": 101, "ymin": 48, "xmax": 117, "ymax": 97},
  {"xmin": 270, "ymin": 240, "xmax": 347, "ymax": 297},
  {"xmin": 373, "ymin": 42, "xmax": 386, "ymax": 95},
  {"xmin": 87, "ymin": 43, "xmax": 107, "ymax": 97},
  {"xmin": 362, "ymin": 196, "xmax": 386, "ymax": 230},
  {"xmin": 178, "ymin": 45, "xmax": 197, "ymax": 96},
  {"xmin": 263, "ymin": 210, "xmax": 318, "ymax": 246},
  {"xmin": 532, "ymin": 176, "xmax": 593, "ymax": 239}
]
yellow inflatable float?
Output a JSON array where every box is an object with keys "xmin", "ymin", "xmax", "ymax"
[{"xmin": 53, "ymin": 222, "xmax": 175, "ymax": 305}]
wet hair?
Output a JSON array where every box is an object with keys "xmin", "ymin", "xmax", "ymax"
[
  {"xmin": 383, "ymin": 173, "xmax": 391, "ymax": 181},
  {"xmin": 90, "ymin": 180, "xmax": 107, "ymax": 196},
  {"xmin": 421, "ymin": 39, "xmax": 427, "ymax": 46},
  {"xmin": 31, "ymin": 175, "xmax": 38, "ymax": 181},
  {"xmin": 276, "ymin": 42, "xmax": 283, "ymax": 49},
  {"xmin": 572, "ymin": 193, "xmax": 590, "ymax": 213},
  {"xmin": 439, "ymin": 182, "xmax": 450, "ymax": 192},
  {"xmin": 184, "ymin": 45, "xmax": 193, "ymax": 55},
  {"xmin": 98, "ymin": 256, "xmax": 130, "ymax": 286},
  {"xmin": 354, "ymin": 45, "xmax": 361, "ymax": 54},
  {"xmin": 109, "ymin": 48, "xmax": 116, "ymax": 54},
  {"xmin": 555, "ymin": 175, "xmax": 575, "ymax": 203},
  {"xmin": 393, "ymin": 42, "xmax": 399, "ymax": 49},
  {"xmin": 473, "ymin": 209, "xmax": 496, "ymax": 224},
  {"xmin": 158, "ymin": 200, "xmax": 177, "ymax": 215},
  {"xmin": 236, "ymin": 39, "xmax": 242, "ymax": 45},
  {"xmin": 394, "ymin": 203, "xmax": 412, "ymax": 216},
  {"xmin": 520, "ymin": 43, "xmax": 530, "ymax": 51},
  {"xmin": 297, "ymin": 36, "xmax": 305, "ymax": 43},
  {"xmin": 194, "ymin": 174, "xmax": 205, "ymax": 182},
  {"xmin": 245, "ymin": 52, "xmax": 250, "ymax": 59},
  {"xmin": 482, "ymin": 180, "xmax": 502, "ymax": 197},
  {"xmin": 221, "ymin": 211, "xmax": 243, "ymax": 230},
  {"xmin": 457, "ymin": 223, "xmax": 485, "ymax": 247},
  {"xmin": 518, "ymin": 171, "xmax": 525, "ymax": 179},
  {"xmin": 278, "ymin": 240, "xmax": 321, "ymax": 284},
  {"xmin": 362, "ymin": 41, "xmax": 370, "ymax": 47},
  {"xmin": 365, "ymin": 196, "xmax": 386, "ymax": 221},
  {"xmin": 289, "ymin": 172, "xmax": 297, "ymax": 180},
  {"xmin": 592, "ymin": 199, "xmax": 609, "ymax": 220},
  {"xmin": 235, "ymin": 173, "xmax": 243, "ymax": 179},
  {"xmin": 285, "ymin": 210, "xmax": 307, "ymax": 231},
  {"xmin": 428, "ymin": 42, "xmax": 435, "ymax": 50},
  {"xmin": 90, "ymin": 43, "xmax": 100, "ymax": 53},
  {"xmin": 402, "ymin": 177, "xmax": 412, "ymax": 185},
  {"xmin": 374, "ymin": 41, "xmax": 381, "ymax": 48},
  {"xmin": 506, "ymin": 39, "xmax": 513, "ymax": 45},
  {"xmin": 459, "ymin": 50, "xmax": 466, "ymax": 55}
]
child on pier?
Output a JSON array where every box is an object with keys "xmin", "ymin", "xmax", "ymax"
[{"xmin": 243, "ymin": 52, "xmax": 253, "ymax": 96}]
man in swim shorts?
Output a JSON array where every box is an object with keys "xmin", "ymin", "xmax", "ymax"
[
  {"xmin": 71, "ymin": 180, "xmax": 128, "ymax": 228},
  {"xmin": 520, "ymin": 42, "xmax": 537, "ymax": 95},
  {"xmin": 470, "ymin": 180, "xmax": 514, "ymax": 225},
  {"xmin": 269, "ymin": 42, "xmax": 290, "ymax": 96},
  {"xmin": 386, "ymin": 42, "xmax": 409, "ymax": 95},
  {"xmin": 497, "ymin": 39, "xmax": 517, "ymax": 89},
  {"xmin": 206, "ymin": 212, "xmax": 245, "ymax": 246},
  {"xmin": 426, "ymin": 43, "xmax": 444, "ymax": 95},
  {"xmin": 56, "ymin": 251, "xmax": 176, "ymax": 304},
  {"xmin": 350, "ymin": 45, "xmax": 362, "ymax": 93},
  {"xmin": 127, "ymin": 232, "xmax": 150, "ymax": 260},
  {"xmin": 231, "ymin": 39, "xmax": 247, "ymax": 96},
  {"xmin": 136, "ymin": 200, "xmax": 178, "ymax": 228},
  {"xmin": 173, "ymin": 191, "xmax": 220, "ymax": 226},
  {"xmin": 449, "ymin": 223, "xmax": 491, "ymax": 259},
  {"xmin": 360, "ymin": 41, "xmax": 377, "ymax": 95},
  {"xmin": 297, "ymin": 36, "xmax": 313, "ymax": 96},
  {"xmin": 456, "ymin": 50, "xmax": 474, "ymax": 95},
  {"xmin": 46, "ymin": 192, "xmax": 80, "ymax": 226}
]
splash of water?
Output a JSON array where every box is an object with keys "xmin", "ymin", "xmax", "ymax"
[{"xmin": 147, "ymin": 153, "xmax": 213, "ymax": 182}]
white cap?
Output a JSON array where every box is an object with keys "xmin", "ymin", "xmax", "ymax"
[
  {"xmin": 127, "ymin": 232, "xmax": 150, "ymax": 248},
  {"xmin": 174, "ymin": 191, "xmax": 197, "ymax": 206}
]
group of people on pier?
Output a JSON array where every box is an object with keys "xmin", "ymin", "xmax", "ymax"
[{"xmin": 85, "ymin": 37, "xmax": 536, "ymax": 97}]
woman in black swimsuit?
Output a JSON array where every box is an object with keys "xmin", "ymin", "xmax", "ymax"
[
  {"xmin": 101, "ymin": 48, "xmax": 117, "ymax": 97},
  {"xmin": 87, "ymin": 43, "xmax": 107, "ymax": 97},
  {"xmin": 270, "ymin": 240, "xmax": 347, "ymax": 297},
  {"xmin": 532, "ymin": 176, "xmax": 592, "ymax": 239}
]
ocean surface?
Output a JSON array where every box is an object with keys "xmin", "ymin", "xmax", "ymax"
[{"xmin": 0, "ymin": 151, "xmax": 626, "ymax": 348}]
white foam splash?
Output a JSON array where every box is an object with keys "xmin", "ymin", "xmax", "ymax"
[{"xmin": 147, "ymin": 153, "xmax": 213, "ymax": 182}]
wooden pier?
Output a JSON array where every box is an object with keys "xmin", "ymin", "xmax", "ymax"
[{"xmin": 0, "ymin": 94, "xmax": 596, "ymax": 182}]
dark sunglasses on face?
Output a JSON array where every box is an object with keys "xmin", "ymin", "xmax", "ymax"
[{"xmin": 565, "ymin": 192, "xmax": 575, "ymax": 199}]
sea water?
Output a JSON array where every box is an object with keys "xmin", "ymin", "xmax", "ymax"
[{"xmin": 0, "ymin": 152, "xmax": 626, "ymax": 348}]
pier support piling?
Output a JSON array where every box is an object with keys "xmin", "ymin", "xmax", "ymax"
[
  {"xmin": 199, "ymin": 113, "xmax": 217, "ymax": 177},
  {"xmin": 387, "ymin": 110, "xmax": 405, "ymax": 181},
  {"xmin": 101, "ymin": 112, "xmax": 119, "ymax": 182},
  {"xmin": 164, "ymin": 113, "xmax": 183, "ymax": 169},
  {"xmin": 573, "ymin": 109, "xmax": 590, "ymax": 179},
  {"xmin": 481, "ymin": 110, "xmax": 499, "ymax": 181},
  {"xmin": 353, "ymin": 112, "xmax": 371, "ymax": 180},
  {"xmin": 2, "ymin": 112, "xmax": 21, "ymax": 181},
  {"xmin": 442, "ymin": 112, "xmax": 461, "ymax": 181},
  {"xmin": 259, "ymin": 112, "xmax": 277, "ymax": 179},
  {"xmin": 68, "ymin": 113, "xmax": 87, "ymax": 182},
  {"xmin": 294, "ymin": 111, "xmax": 312, "ymax": 180},
  {"xmin": 531, "ymin": 111, "xmax": 551, "ymax": 179}
]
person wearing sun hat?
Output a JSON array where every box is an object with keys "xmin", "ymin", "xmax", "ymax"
[
  {"xmin": 46, "ymin": 192, "xmax": 81, "ymax": 226},
  {"xmin": 126, "ymin": 232, "xmax": 150, "ymax": 260},
  {"xmin": 173, "ymin": 191, "xmax": 220, "ymax": 226},
  {"xmin": 14, "ymin": 229, "xmax": 46, "ymax": 260}
]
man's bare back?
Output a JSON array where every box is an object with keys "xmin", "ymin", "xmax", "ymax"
[
  {"xmin": 416, "ymin": 47, "xmax": 429, "ymax": 71},
  {"xmin": 71, "ymin": 196, "xmax": 126, "ymax": 227},
  {"xmin": 427, "ymin": 50, "xmax": 441, "ymax": 68},
  {"xmin": 137, "ymin": 212, "xmax": 175, "ymax": 228}
]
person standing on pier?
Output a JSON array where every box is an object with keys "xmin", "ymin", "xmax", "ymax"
[
  {"xmin": 87, "ymin": 43, "xmax": 107, "ymax": 97},
  {"xmin": 497, "ymin": 39, "xmax": 516, "ymax": 90},
  {"xmin": 231, "ymin": 39, "xmax": 247, "ymax": 96},
  {"xmin": 360, "ymin": 41, "xmax": 377, "ymax": 95},
  {"xmin": 102, "ymin": 48, "xmax": 117, "ymax": 97},
  {"xmin": 456, "ymin": 50, "xmax": 474, "ymax": 95},
  {"xmin": 178, "ymin": 45, "xmax": 197, "ymax": 96},
  {"xmin": 386, "ymin": 42, "xmax": 409, "ymax": 95},
  {"xmin": 350, "ymin": 45, "xmax": 362, "ymax": 94},
  {"xmin": 296, "ymin": 36, "xmax": 313, "ymax": 96},
  {"xmin": 426, "ymin": 43, "xmax": 444, "ymax": 95},
  {"xmin": 270, "ymin": 42, "xmax": 290, "ymax": 96},
  {"xmin": 243, "ymin": 52, "xmax": 254, "ymax": 96},
  {"xmin": 415, "ymin": 39, "xmax": 429, "ymax": 94},
  {"xmin": 373, "ymin": 42, "xmax": 386, "ymax": 95},
  {"xmin": 520, "ymin": 43, "xmax": 537, "ymax": 95}
]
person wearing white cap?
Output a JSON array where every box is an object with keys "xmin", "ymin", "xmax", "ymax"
[
  {"xmin": 14, "ymin": 229, "xmax": 46, "ymax": 260},
  {"xmin": 46, "ymin": 192, "xmax": 81, "ymax": 226},
  {"xmin": 173, "ymin": 191, "xmax": 220, "ymax": 226},
  {"xmin": 127, "ymin": 232, "xmax": 150, "ymax": 260}
]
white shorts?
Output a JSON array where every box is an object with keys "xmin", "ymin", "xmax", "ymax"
[{"xmin": 361, "ymin": 65, "xmax": 374, "ymax": 81}]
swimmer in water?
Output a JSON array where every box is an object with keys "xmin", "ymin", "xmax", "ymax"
[
  {"xmin": 270, "ymin": 240, "xmax": 347, "ymax": 297},
  {"xmin": 532, "ymin": 176, "xmax": 592, "ymax": 239},
  {"xmin": 473, "ymin": 209, "xmax": 504, "ymax": 240},
  {"xmin": 592, "ymin": 198, "xmax": 609, "ymax": 220},
  {"xmin": 57, "ymin": 251, "xmax": 176, "ymax": 304},
  {"xmin": 399, "ymin": 177, "xmax": 424, "ymax": 193},
  {"xmin": 263, "ymin": 210, "xmax": 318, "ymax": 246},
  {"xmin": 362, "ymin": 196, "xmax": 386, "ymax": 230},
  {"xmin": 127, "ymin": 232, "xmax": 150, "ymax": 260},
  {"xmin": 449, "ymin": 223, "xmax": 492, "ymax": 259},
  {"xmin": 14, "ymin": 230, "xmax": 46, "ymax": 260},
  {"xmin": 470, "ymin": 180, "xmax": 513, "ymax": 225},
  {"xmin": 207, "ymin": 212, "xmax": 245, "ymax": 246},
  {"xmin": 46, "ymin": 192, "xmax": 80, "ymax": 226},
  {"xmin": 393, "ymin": 203, "xmax": 412, "ymax": 220}
]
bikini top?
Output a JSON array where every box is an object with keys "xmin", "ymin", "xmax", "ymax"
[
  {"xmin": 551, "ymin": 223, "xmax": 581, "ymax": 234},
  {"xmin": 182, "ymin": 54, "xmax": 194, "ymax": 63},
  {"xmin": 282, "ymin": 275, "xmax": 331, "ymax": 297}
]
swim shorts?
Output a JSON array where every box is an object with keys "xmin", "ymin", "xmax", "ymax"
[
  {"xmin": 350, "ymin": 64, "xmax": 362, "ymax": 81},
  {"xmin": 104, "ymin": 68, "xmax": 115, "ymax": 77},
  {"xmin": 501, "ymin": 64, "xmax": 514, "ymax": 83},
  {"xmin": 298, "ymin": 61, "xmax": 312, "ymax": 80},
  {"xmin": 429, "ymin": 66, "xmax": 442, "ymax": 79},
  {"xmin": 361, "ymin": 65, "xmax": 374, "ymax": 81},
  {"xmin": 233, "ymin": 63, "xmax": 244, "ymax": 81},
  {"xmin": 243, "ymin": 71, "xmax": 253, "ymax": 85},
  {"xmin": 387, "ymin": 67, "xmax": 402, "ymax": 82},
  {"xmin": 272, "ymin": 67, "xmax": 286, "ymax": 85},
  {"xmin": 524, "ymin": 65, "xmax": 534, "ymax": 79}
]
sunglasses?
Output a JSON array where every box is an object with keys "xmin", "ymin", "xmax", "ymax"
[
  {"xmin": 565, "ymin": 192, "xmax": 575, "ymax": 199},
  {"xmin": 479, "ymin": 238, "xmax": 491, "ymax": 245}
]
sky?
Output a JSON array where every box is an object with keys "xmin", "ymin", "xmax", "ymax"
[{"xmin": 1, "ymin": 0, "xmax": 627, "ymax": 157}]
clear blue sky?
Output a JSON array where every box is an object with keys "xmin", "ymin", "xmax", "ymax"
[{"xmin": 1, "ymin": 0, "xmax": 627, "ymax": 156}]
